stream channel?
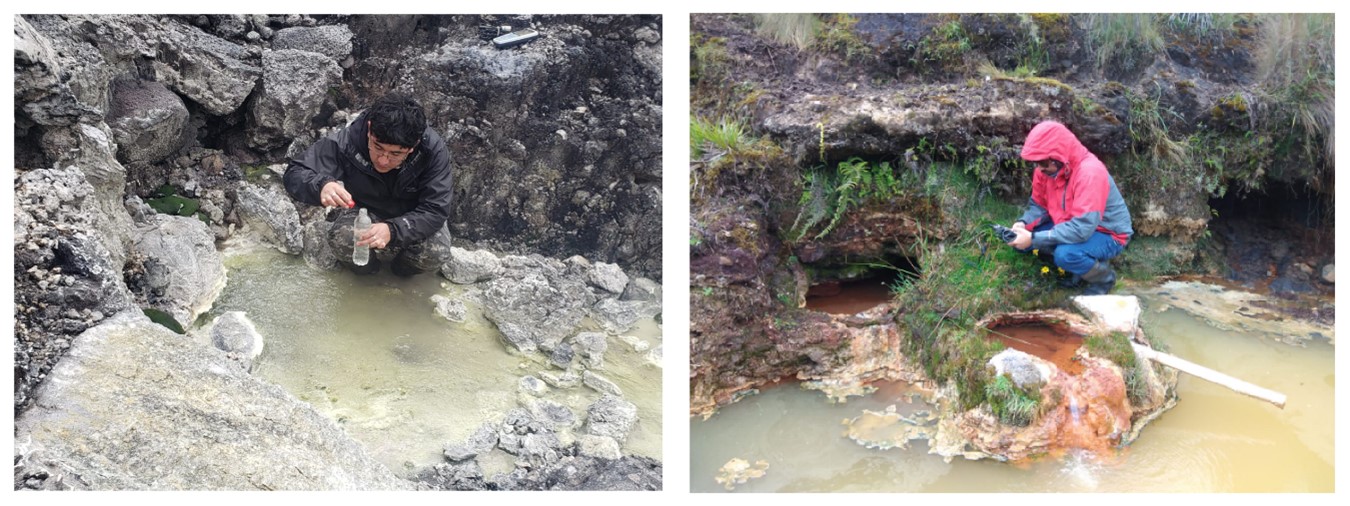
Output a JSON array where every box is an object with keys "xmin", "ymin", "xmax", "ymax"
[
  {"xmin": 690, "ymin": 288, "xmax": 1333, "ymax": 492},
  {"xmin": 206, "ymin": 246, "xmax": 663, "ymax": 477}
]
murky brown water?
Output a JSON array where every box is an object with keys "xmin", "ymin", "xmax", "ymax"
[
  {"xmin": 690, "ymin": 291, "xmax": 1333, "ymax": 492},
  {"xmin": 207, "ymin": 247, "xmax": 662, "ymax": 476},
  {"xmin": 987, "ymin": 324, "xmax": 1086, "ymax": 375},
  {"xmin": 805, "ymin": 279, "xmax": 894, "ymax": 315}
]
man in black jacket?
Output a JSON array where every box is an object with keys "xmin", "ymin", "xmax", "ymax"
[{"xmin": 284, "ymin": 92, "xmax": 454, "ymax": 276}]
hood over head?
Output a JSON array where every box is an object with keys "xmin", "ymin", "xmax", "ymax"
[{"xmin": 1020, "ymin": 121, "xmax": 1086, "ymax": 166}]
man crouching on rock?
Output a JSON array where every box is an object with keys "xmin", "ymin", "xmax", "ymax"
[
  {"xmin": 1005, "ymin": 120, "xmax": 1132, "ymax": 295},
  {"xmin": 284, "ymin": 92, "xmax": 454, "ymax": 276}
]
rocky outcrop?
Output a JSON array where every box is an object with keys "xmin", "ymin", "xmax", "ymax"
[
  {"xmin": 14, "ymin": 312, "xmax": 407, "ymax": 490},
  {"xmin": 13, "ymin": 166, "xmax": 138, "ymax": 413},
  {"xmin": 417, "ymin": 397, "xmax": 658, "ymax": 491},
  {"xmin": 479, "ymin": 255, "xmax": 595, "ymax": 353},
  {"xmin": 366, "ymin": 15, "xmax": 663, "ymax": 278},
  {"xmin": 415, "ymin": 450, "xmax": 660, "ymax": 491}
]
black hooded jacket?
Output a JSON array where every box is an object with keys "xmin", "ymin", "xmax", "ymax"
[{"xmin": 284, "ymin": 112, "xmax": 453, "ymax": 247}]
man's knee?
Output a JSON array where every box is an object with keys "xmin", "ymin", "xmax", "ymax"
[{"xmin": 392, "ymin": 225, "xmax": 452, "ymax": 276}]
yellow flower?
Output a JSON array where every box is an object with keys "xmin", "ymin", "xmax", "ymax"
[
  {"xmin": 1040, "ymin": 266, "xmax": 1050, "ymax": 276},
  {"xmin": 1032, "ymin": 249, "xmax": 1039, "ymax": 256},
  {"xmin": 1057, "ymin": 267, "xmax": 1066, "ymax": 276}
]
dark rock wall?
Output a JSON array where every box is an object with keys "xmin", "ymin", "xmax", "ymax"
[{"xmin": 344, "ymin": 15, "xmax": 663, "ymax": 278}]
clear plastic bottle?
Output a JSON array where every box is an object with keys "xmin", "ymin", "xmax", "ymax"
[{"xmin": 353, "ymin": 208, "xmax": 371, "ymax": 266}]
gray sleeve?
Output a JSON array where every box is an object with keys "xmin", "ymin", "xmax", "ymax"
[{"xmin": 1031, "ymin": 211, "xmax": 1101, "ymax": 249}]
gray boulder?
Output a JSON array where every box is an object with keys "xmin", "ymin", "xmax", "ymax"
[
  {"xmin": 518, "ymin": 376, "xmax": 548, "ymax": 396},
  {"xmin": 150, "ymin": 19, "xmax": 262, "ymax": 116},
  {"xmin": 592, "ymin": 298, "xmax": 660, "ymax": 334},
  {"xmin": 207, "ymin": 311, "xmax": 264, "ymax": 371},
  {"xmin": 585, "ymin": 394, "xmax": 638, "ymax": 443},
  {"xmin": 248, "ymin": 49, "xmax": 343, "ymax": 149},
  {"xmin": 589, "ymin": 261, "xmax": 629, "ymax": 294},
  {"xmin": 548, "ymin": 343, "xmax": 575, "ymax": 369},
  {"xmin": 522, "ymin": 397, "xmax": 577, "ymax": 429},
  {"xmin": 271, "ymin": 25, "xmax": 355, "ymax": 60},
  {"xmin": 13, "ymin": 312, "xmax": 406, "ymax": 490},
  {"xmin": 442, "ymin": 247, "xmax": 504, "ymax": 284},
  {"xmin": 107, "ymin": 78, "xmax": 189, "ymax": 165},
  {"xmin": 539, "ymin": 370, "xmax": 581, "ymax": 389},
  {"xmin": 577, "ymin": 435, "xmax": 622, "ymax": 460},
  {"xmin": 301, "ymin": 217, "xmax": 340, "ymax": 270},
  {"xmin": 132, "ymin": 214, "xmax": 227, "ymax": 326},
  {"xmin": 573, "ymin": 331, "xmax": 608, "ymax": 368},
  {"xmin": 431, "ymin": 294, "xmax": 467, "ymax": 323},
  {"xmin": 582, "ymin": 370, "xmax": 623, "ymax": 396},
  {"xmin": 620, "ymin": 277, "xmax": 662, "ymax": 302},
  {"xmin": 235, "ymin": 182, "xmax": 304, "ymax": 254},
  {"xmin": 444, "ymin": 423, "xmax": 499, "ymax": 462},
  {"xmin": 988, "ymin": 348, "xmax": 1051, "ymax": 389}
]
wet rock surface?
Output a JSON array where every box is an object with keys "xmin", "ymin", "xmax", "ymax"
[{"xmin": 14, "ymin": 312, "xmax": 407, "ymax": 490}]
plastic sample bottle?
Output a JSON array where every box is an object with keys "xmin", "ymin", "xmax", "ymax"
[{"xmin": 353, "ymin": 208, "xmax": 371, "ymax": 266}]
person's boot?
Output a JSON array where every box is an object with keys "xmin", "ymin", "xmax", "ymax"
[
  {"xmin": 390, "ymin": 251, "xmax": 425, "ymax": 278},
  {"xmin": 1058, "ymin": 272, "xmax": 1082, "ymax": 288},
  {"xmin": 1081, "ymin": 261, "xmax": 1116, "ymax": 295},
  {"xmin": 348, "ymin": 256, "xmax": 381, "ymax": 275}
]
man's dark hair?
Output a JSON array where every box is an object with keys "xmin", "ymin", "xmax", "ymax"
[{"xmin": 367, "ymin": 92, "xmax": 427, "ymax": 148}]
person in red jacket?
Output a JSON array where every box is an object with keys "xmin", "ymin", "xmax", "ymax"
[{"xmin": 1005, "ymin": 121, "xmax": 1132, "ymax": 295}]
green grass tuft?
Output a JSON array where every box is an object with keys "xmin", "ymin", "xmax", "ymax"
[
  {"xmin": 985, "ymin": 374, "xmax": 1042, "ymax": 426},
  {"xmin": 1086, "ymin": 14, "xmax": 1165, "ymax": 70},
  {"xmin": 753, "ymin": 13, "xmax": 820, "ymax": 50}
]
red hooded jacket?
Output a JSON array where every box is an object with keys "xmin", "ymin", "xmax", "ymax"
[{"xmin": 1017, "ymin": 121, "xmax": 1132, "ymax": 248}]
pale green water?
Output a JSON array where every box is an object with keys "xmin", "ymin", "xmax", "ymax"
[
  {"xmin": 689, "ymin": 293, "xmax": 1333, "ymax": 492},
  {"xmin": 207, "ymin": 248, "xmax": 662, "ymax": 476}
]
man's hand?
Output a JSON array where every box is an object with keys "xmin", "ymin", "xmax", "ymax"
[
  {"xmin": 320, "ymin": 181, "xmax": 354, "ymax": 208},
  {"xmin": 356, "ymin": 222, "xmax": 392, "ymax": 249},
  {"xmin": 1009, "ymin": 226, "xmax": 1032, "ymax": 250},
  {"xmin": 1012, "ymin": 221, "xmax": 1027, "ymax": 233}
]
